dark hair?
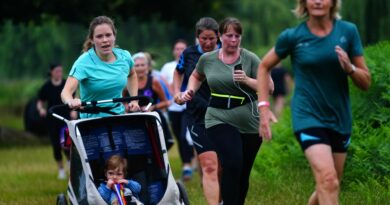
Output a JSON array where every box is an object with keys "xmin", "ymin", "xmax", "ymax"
[
  {"xmin": 173, "ymin": 39, "xmax": 187, "ymax": 48},
  {"xmin": 48, "ymin": 62, "xmax": 61, "ymax": 77},
  {"xmin": 49, "ymin": 63, "xmax": 61, "ymax": 71},
  {"xmin": 82, "ymin": 16, "xmax": 117, "ymax": 52},
  {"xmin": 219, "ymin": 17, "xmax": 243, "ymax": 36},
  {"xmin": 195, "ymin": 17, "xmax": 219, "ymax": 37}
]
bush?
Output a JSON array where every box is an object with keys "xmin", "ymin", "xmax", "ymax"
[{"xmin": 344, "ymin": 41, "xmax": 390, "ymax": 184}]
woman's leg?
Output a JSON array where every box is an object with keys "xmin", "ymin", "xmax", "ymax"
[
  {"xmin": 190, "ymin": 121, "xmax": 221, "ymax": 204},
  {"xmin": 305, "ymin": 144, "xmax": 340, "ymax": 205},
  {"xmin": 238, "ymin": 133, "xmax": 262, "ymax": 205},
  {"xmin": 198, "ymin": 151, "xmax": 220, "ymax": 205},
  {"xmin": 49, "ymin": 121, "xmax": 65, "ymax": 179},
  {"xmin": 308, "ymin": 152, "xmax": 347, "ymax": 205},
  {"xmin": 168, "ymin": 111, "xmax": 194, "ymax": 164},
  {"xmin": 208, "ymin": 124, "xmax": 242, "ymax": 205}
]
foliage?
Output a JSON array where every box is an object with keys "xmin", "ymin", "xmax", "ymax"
[
  {"xmin": 0, "ymin": 18, "xmax": 184, "ymax": 79},
  {"xmin": 238, "ymin": 0, "xmax": 298, "ymax": 50},
  {"xmin": 0, "ymin": 0, "xmax": 234, "ymax": 31},
  {"xmin": 343, "ymin": 41, "xmax": 390, "ymax": 184},
  {"xmin": 1, "ymin": 0, "xmax": 390, "ymax": 79},
  {"xmin": 0, "ymin": 79, "xmax": 43, "ymax": 107}
]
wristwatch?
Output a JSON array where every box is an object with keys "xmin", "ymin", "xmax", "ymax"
[{"xmin": 347, "ymin": 64, "xmax": 356, "ymax": 75}]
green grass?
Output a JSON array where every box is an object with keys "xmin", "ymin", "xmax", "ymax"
[
  {"xmin": 0, "ymin": 146, "xmax": 67, "ymax": 205},
  {"xmin": 0, "ymin": 138, "xmax": 389, "ymax": 204}
]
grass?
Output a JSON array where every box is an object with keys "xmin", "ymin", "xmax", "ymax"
[
  {"xmin": 1, "ymin": 141, "xmax": 388, "ymax": 205},
  {"xmin": 0, "ymin": 145, "xmax": 67, "ymax": 205}
]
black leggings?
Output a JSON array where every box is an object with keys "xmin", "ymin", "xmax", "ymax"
[
  {"xmin": 48, "ymin": 120, "xmax": 69, "ymax": 161},
  {"xmin": 207, "ymin": 124, "xmax": 262, "ymax": 205},
  {"xmin": 168, "ymin": 111, "xmax": 194, "ymax": 163}
]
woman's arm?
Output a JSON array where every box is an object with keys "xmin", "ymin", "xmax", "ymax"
[
  {"xmin": 61, "ymin": 76, "xmax": 81, "ymax": 108},
  {"xmin": 36, "ymin": 99, "xmax": 47, "ymax": 117},
  {"xmin": 126, "ymin": 68, "xmax": 140, "ymax": 111},
  {"xmin": 335, "ymin": 46, "xmax": 371, "ymax": 90},
  {"xmin": 151, "ymin": 78, "xmax": 170, "ymax": 110},
  {"xmin": 126, "ymin": 69, "xmax": 139, "ymax": 97},
  {"xmin": 173, "ymin": 70, "xmax": 184, "ymax": 96},
  {"xmin": 174, "ymin": 70, "xmax": 204, "ymax": 104},
  {"xmin": 257, "ymin": 48, "xmax": 280, "ymax": 140}
]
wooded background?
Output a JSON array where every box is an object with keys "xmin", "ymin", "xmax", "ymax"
[{"xmin": 0, "ymin": 0, "xmax": 389, "ymax": 79}]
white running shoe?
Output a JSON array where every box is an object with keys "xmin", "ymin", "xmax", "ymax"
[{"xmin": 58, "ymin": 169, "xmax": 66, "ymax": 180}]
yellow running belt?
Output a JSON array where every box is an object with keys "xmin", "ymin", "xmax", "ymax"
[{"xmin": 211, "ymin": 93, "xmax": 245, "ymax": 104}]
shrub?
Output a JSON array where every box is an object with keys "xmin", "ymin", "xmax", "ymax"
[{"xmin": 344, "ymin": 41, "xmax": 390, "ymax": 184}]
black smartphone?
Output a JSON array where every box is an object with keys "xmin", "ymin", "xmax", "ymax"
[{"xmin": 234, "ymin": 64, "xmax": 242, "ymax": 71}]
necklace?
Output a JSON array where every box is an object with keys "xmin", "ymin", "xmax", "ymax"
[{"xmin": 220, "ymin": 49, "xmax": 241, "ymax": 69}]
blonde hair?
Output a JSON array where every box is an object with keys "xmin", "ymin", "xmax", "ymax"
[
  {"xmin": 82, "ymin": 16, "xmax": 117, "ymax": 52},
  {"xmin": 293, "ymin": 0, "xmax": 342, "ymax": 19}
]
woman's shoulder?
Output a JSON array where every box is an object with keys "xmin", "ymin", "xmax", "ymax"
[
  {"xmin": 202, "ymin": 49, "xmax": 219, "ymax": 58},
  {"xmin": 241, "ymin": 48, "xmax": 260, "ymax": 61},
  {"xmin": 183, "ymin": 45, "xmax": 200, "ymax": 55},
  {"xmin": 275, "ymin": 22, "xmax": 308, "ymax": 45},
  {"xmin": 335, "ymin": 19, "xmax": 358, "ymax": 31},
  {"xmin": 113, "ymin": 47, "xmax": 131, "ymax": 59}
]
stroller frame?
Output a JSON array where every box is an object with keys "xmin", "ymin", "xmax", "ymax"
[{"xmin": 51, "ymin": 97, "xmax": 189, "ymax": 205}]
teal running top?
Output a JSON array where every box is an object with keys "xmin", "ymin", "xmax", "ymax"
[
  {"xmin": 69, "ymin": 47, "xmax": 134, "ymax": 119},
  {"xmin": 275, "ymin": 20, "xmax": 363, "ymax": 134}
]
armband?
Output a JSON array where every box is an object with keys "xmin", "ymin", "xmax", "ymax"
[{"xmin": 257, "ymin": 101, "xmax": 270, "ymax": 108}]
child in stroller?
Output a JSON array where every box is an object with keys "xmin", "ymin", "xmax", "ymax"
[
  {"xmin": 98, "ymin": 155, "xmax": 143, "ymax": 205},
  {"xmin": 52, "ymin": 97, "xmax": 190, "ymax": 205}
]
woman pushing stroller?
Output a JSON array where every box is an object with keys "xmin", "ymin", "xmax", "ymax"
[{"xmin": 61, "ymin": 15, "xmax": 140, "ymax": 114}]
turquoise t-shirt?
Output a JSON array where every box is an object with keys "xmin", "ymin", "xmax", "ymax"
[
  {"xmin": 275, "ymin": 20, "xmax": 363, "ymax": 134},
  {"xmin": 69, "ymin": 48, "xmax": 134, "ymax": 118}
]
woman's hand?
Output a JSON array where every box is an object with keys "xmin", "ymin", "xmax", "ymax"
[
  {"xmin": 128, "ymin": 101, "xmax": 140, "ymax": 112},
  {"xmin": 66, "ymin": 98, "xmax": 82, "ymax": 109},
  {"xmin": 233, "ymin": 70, "xmax": 248, "ymax": 83},
  {"xmin": 335, "ymin": 46, "xmax": 354, "ymax": 74},
  {"xmin": 38, "ymin": 108, "xmax": 47, "ymax": 117},
  {"xmin": 259, "ymin": 107, "xmax": 278, "ymax": 140},
  {"xmin": 174, "ymin": 89, "xmax": 194, "ymax": 105}
]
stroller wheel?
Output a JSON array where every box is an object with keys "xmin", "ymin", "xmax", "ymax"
[
  {"xmin": 56, "ymin": 193, "xmax": 68, "ymax": 205},
  {"xmin": 176, "ymin": 181, "xmax": 190, "ymax": 205}
]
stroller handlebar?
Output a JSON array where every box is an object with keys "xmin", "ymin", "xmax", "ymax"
[{"xmin": 49, "ymin": 96, "xmax": 153, "ymax": 121}]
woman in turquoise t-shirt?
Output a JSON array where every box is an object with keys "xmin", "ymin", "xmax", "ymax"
[
  {"xmin": 257, "ymin": 0, "xmax": 371, "ymax": 204},
  {"xmin": 61, "ymin": 16, "xmax": 139, "ymax": 118}
]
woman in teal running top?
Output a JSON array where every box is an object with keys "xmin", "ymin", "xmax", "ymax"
[
  {"xmin": 61, "ymin": 16, "xmax": 139, "ymax": 117},
  {"xmin": 257, "ymin": 0, "xmax": 371, "ymax": 204}
]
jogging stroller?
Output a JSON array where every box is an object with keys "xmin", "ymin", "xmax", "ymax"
[{"xmin": 50, "ymin": 97, "xmax": 189, "ymax": 205}]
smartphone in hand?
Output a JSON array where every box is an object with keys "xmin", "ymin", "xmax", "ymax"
[{"xmin": 234, "ymin": 64, "xmax": 242, "ymax": 71}]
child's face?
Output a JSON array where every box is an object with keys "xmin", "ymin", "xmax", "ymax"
[{"xmin": 106, "ymin": 167, "xmax": 125, "ymax": 182}]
